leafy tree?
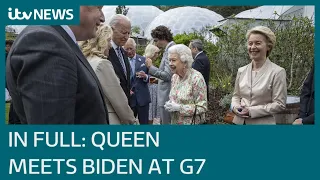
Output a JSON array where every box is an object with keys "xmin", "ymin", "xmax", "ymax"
[{"xmin": 116, "ymin": 6, "xmax": 129, "ymax": 15}]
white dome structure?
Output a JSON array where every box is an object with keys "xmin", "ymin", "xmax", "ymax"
[
  {"xmin": 235, "ymin": 6, "xmax": 293, "ymax": 19},
  {"xmin": 102, "ymin": 6, "xmax": 118, "ymax": 22},
  {"xmin": 102, "ymin": 5, "xmax": 164, "ymax": 37},
  {"xmin": 6, "ymin": 25, "xmax": 27, "ymax": 34},
  {"xmin": 214, "ymin": 6, "xmax": 315, "ymax": 31},
  {"xmin": 144, "ymin": 6, "xmax": 224, "ymax": 40}
]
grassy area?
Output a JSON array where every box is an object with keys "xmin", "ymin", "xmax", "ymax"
[{"xmin": 5, "ymin": 103, "xmax": 10, "ymax": 124}]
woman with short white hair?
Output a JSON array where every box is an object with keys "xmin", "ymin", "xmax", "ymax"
[{"xmin": 164, "ymin": 44, "xmax": 207, "ymax": 125}]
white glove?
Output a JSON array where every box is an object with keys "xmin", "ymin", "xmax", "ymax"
[{"xmin": 164, "ymin": 101, "xmax": 181, "ymax": 112}]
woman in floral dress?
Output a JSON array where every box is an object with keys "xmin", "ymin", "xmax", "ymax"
[{"xmin": 164, "ymin": 44, "xmax": 207, "ymax": 125}]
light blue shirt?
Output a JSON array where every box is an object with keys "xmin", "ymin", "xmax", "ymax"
[
  {"xmin": 129, "ymin": 55, "xmax": 137, "ymax": 78},
  {"xmin": 129, "ymin": 54, "xmax": 148, "ymax": 82}
]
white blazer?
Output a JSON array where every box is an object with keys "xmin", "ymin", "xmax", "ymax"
[
  {"xmin": 88, "ymin": 55, "xmax": 136, "ymax": 125},
  {"xmin": 231, "ymin": 59, "xmax": 287, "ymax": 125}
]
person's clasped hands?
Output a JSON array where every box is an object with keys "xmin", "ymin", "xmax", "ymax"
[
  {"xmin": 164, "ymin": 101, "xmax": 181, "ymax": 112},
  {"xmin": 233, "ymin": 105, "xmax": 250, "ymax": 118}
]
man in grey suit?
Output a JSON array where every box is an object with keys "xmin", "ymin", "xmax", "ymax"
[
  {"xmin": 146, "ymin": 25, "xmax": 175, "ymax": 124},
  {"xmin": 6, "ymin": 6, "xmax": 109, "ymax": 124}
]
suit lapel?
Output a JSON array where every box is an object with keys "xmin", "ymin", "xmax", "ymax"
[
  {"xmin": 252, "ymin": 59, "xmax": 270, "ymax": 87},
  {"xmin": 120, "ymin": 47, "xmax": 131, "ymax": 81},
  {"xmin": 135, "ymin": 56, "xmax": 141, "ymax": 72},
  {"xmin": 247, "ymin": 61, "xmax": 253, "ymax": 88},
  {"xmin": 51, "ymin": 26, "xmax": 107, "ymax": 112}
]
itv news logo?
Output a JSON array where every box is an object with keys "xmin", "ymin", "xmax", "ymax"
[{"xmin": 8, "ymin": 7, "xmax": 74, "ymax": 20}]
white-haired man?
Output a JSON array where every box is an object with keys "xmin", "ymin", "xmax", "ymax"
[
  {"xmin": 108, "ymin": 14, "xmax": 132, "ymax": 102},
  {"xmin": 124, "ymin": 38, "xmax": 151, "ymax": 124}
]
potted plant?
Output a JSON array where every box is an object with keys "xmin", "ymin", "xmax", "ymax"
[{"xmin": 219, "ymin": 93, "xmax": 235, "ymax": 124}]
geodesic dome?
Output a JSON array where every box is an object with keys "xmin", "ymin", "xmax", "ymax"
[
  {"xmin": 144, "ymin": 6, "xmax": 224, "ymax": 40},
  {"xmin": 6, "ymin": 25, "xmax": 26, "ymax": 34},
  {"xmin": 102, "ymin": 6, "xmax": 164, "ymax": 37}
]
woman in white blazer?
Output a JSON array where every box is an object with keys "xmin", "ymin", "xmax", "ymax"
[
  {"xmin": 231, "ymin": 26, "xmax": 287, "ymax": 125},
  {"xmin": 79, "ymin": 24, "xmax": 136, "ymax": 125}
]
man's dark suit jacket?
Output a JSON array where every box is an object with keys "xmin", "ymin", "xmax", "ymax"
[
  {"xmin": 299, "ymin": 66, "xmax": 314, "ymax": 124},
  {"xmin": 129, "ymin": 54, "xmax": 151, "ymax": 107},
  {"xmin": 192, "ymin": 51, "xmax": 210, "ymax": 100},
  {"xmin": 108, "ymin": 47, "xmax": 131, "ymax": 101},
  {"xmin": 6, "ymin": 25, "xmax": 109, "ymax": 124}
]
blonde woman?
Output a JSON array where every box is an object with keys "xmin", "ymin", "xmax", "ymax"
[
  {"xmin": 144, "ymin": 44, "xmax": 160, "ymax": 124},
  {"xmin": 231, "ymin": 26, "xmax": 287, "ymax": 125},
  {"xmin": 80, "ymin": 24, "xmax": 136, "ymax": 125}
]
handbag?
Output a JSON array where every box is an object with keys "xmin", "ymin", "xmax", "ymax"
[{"xmin": 191, "ymin": 105, "xmax": 207, "ymax": 125}]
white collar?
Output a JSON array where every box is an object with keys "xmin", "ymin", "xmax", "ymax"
[
  {"xmin": 111, "ymin": 40, "xmax": 120, "ymax": 50},
  {"xmin": 195, "ymin": 51, "xmax": 203, "ymax": 59},
  {"xmin": 61, "ymin": 25, "xmax": 77, "ymax": 44},
  {"xmin": 165, "ymin": 41, "xmax": 174, "ymax": 51}
]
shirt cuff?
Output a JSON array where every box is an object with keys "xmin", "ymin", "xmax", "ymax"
[{"xmin": 143, "ymin": 75, "xmax": 149, "ymax": 82}]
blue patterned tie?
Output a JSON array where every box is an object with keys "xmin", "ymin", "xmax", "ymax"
[{"xmin": 116, "ymin": 47, "xmax": 127, "ymax": 78}]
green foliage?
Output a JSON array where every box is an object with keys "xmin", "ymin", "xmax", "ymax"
[
  {"xmin": 131, "ymin": 26, "xmax": 141, "ymax": 35},
  {"xmin": 136, "ymin": 45, "xmax": 145, "ymax": 57},
  {"xmin": 6, "ymin": 32, "xmax": 16, "ymax": 40},
  {"xmin": 219, "ymin": 93, "xmax": 233, "ymax": 109},
  {"xmin": 173, "ymin": 29, "xmax": 219, "ymax": 88},
  {"xmin": 270, "ymin": 17, "xmax": 314, "ymax": 95}
]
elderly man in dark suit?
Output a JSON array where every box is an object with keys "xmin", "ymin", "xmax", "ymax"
[
  {"xmin": 124, "ymin": 38, "xmax": 151, "ymax": 125},
  {"xmin": 6, "ymin": 6, "xmax": 108, "ymax": 124},
  {"xmin": 293, "ymin": 65, "xmax": 314, "ymax": 125},
  {"xmin": 189, "ymin": 39, "xmax": 210, "ymax": 100},
  {"xmin": 108, "ymin": 14, "xmax": 132, "ymax": 102}
]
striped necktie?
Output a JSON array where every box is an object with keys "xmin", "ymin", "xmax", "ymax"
[{"xmin": 116, "ymin": 47, "xmax": 127, "ymax": 78}]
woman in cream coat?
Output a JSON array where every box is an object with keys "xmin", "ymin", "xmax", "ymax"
[
  {"xmin": 80, "ymin": 24, "xmax": 136, "ymax": 125},
  {"xmin": 231, "ymin": 26, "xmax": 287, "ymax": 125}
]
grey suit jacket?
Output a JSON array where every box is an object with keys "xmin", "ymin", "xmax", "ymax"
[
  {"xmin": 149, "ymin": 41, "xmax": 175, "ymax": 106},
  {"xmin": 6, "ymin": 25, "xmax": 109, "ymax": 124},
  {"xmin": 88, "ymin": 56, "xmax": 136, "ymax": 125}
]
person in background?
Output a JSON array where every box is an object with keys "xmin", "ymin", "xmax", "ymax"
[
  {"xmin": 231, "ymin": 26, "xmax": 287, "ymax": 125},
  {"xmin": 80, "ymin": 24, "xmax": 135, "ymax": 125},
  {"xmin": 146, "ymin": 25, "xmax": 175, "ymax": 124},
  {"xmin": 189, "ymin": 39, "xmax": 210, "ymax": 100},
  {"xmin": 144, "ymin": 44, "xmax": 161, "ymax": 124},
  {"xmin": 293, "ymin": 65, "xmax": 314, "ymax": 125},
  {"xmin": 5, "ymin": 40, "xmax": 13, "ymax": 60},
  {"xmin": 164, "ymin": 44, "xmax": 207, "ymax": 125},
  {"xmin": 124, "ymin": 38, "xmax": 151, "ymax": 125},
  {"xmin": 6, "ymin": 6, "xmax": 108, "ymax": 124},
  {"xmin": 5, "ymin": 39, "xmax": 20, "ymax": 125},
  {"xmin": 108, "ymin": 14, "xmax": 132, "ymax": 102}
]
